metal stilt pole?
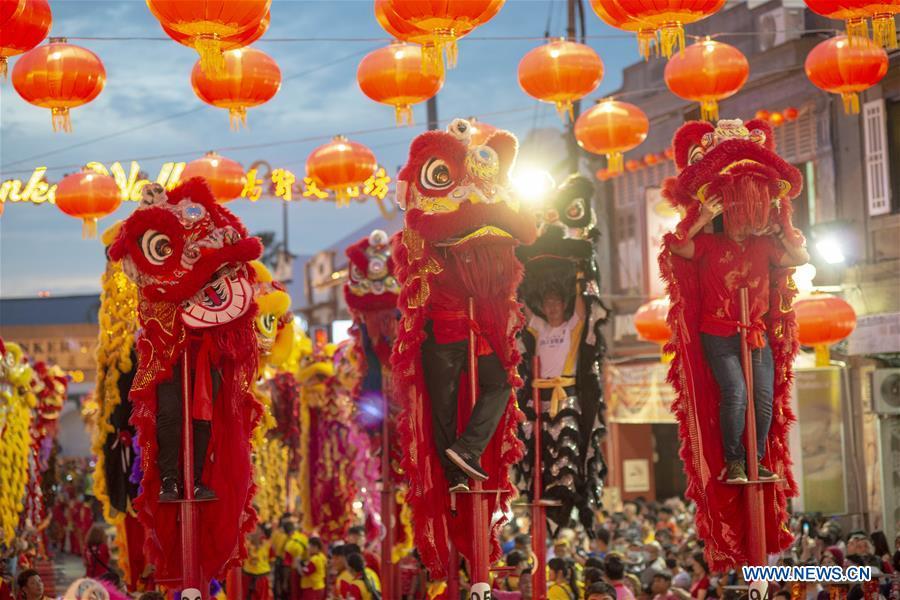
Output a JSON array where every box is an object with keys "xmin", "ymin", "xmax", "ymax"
[
  {"xmin": 467, "ymin": 297, "xmax": 491, "ymax": 587},
  {"xmin": 380, "ymin": 387, "xmax": 394, "ymax": 600},
  {"xmin": 180, "ymin": 346, "xmax": 206, "ymax": 598},
  {"xmin": 531, "ymin": 356, "xmax": 548, "ymax": 600}
]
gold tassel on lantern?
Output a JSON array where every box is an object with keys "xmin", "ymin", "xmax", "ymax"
[
  {"xmin": 51, "ymin": 108, "xmax": 73, "ymax": 134},
  {"xmin": 872, "ymin": 14, "xmax": 898, "ymax": 49},
  {"xmin": 845, "ymin": 18, "xmax": 870, "ymax": 44},
  {"xmin": 700, "ymin": 100, "xmax": 719, "ymax": 122},
  {"xmin": 637, "ymin": 29, "xmax": 660, "ymax": 60},
  {"xmin": 658, "ymin": 23, "xmax": 686, "ymax": 58},
  {"xmin": 394, "ymin": 105, "xmax": 414, "ymax": 126},
  {"xmin": 841, "ymin": 92, "xmax": 861, "ymax": 115},
  {"xmin": 229, "ymin": 107, "xmax": 249, "ymax": 131},
  {"xmin": 607, "ymin": 152, "xmax": 625, "ymax": 174},
  {"xmin": 193, "ymin": 35, "xmax": 226, "ymax": 76}
]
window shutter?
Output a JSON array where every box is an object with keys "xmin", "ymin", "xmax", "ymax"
[{"xmin": 863, "ymin": 99, "xmax": 891, "ymax": 217}]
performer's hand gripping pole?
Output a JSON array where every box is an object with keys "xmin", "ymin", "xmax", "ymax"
[
  {"xmin": 739, "ymin": 287, "xmax": 767, "ymax": 566},
  {"xmin": 180, "ymin": 346, "xmax": 206, "ymax": 598},
  {"xmin": 468, "ymin": 297, "xmax": 491, "ymax": 587},
  {"xmin": 380, "ymin": 383, "xmax": 395, "ymax": 600},
  {"xmin": 531, "ymin": 356, "xmax": 548, "ymax": 600}
]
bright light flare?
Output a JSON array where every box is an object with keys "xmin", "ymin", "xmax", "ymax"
[
  {"xmin": 793, "ymin": 262, "xmax": 817, "ymax": 294},
  {"xmin": 816, "ymin": 237, "xmax": 845, "ymax": 264},
  {"xmin": 511, "ymin": 168, "xmax": 555, "ymax": 205}
]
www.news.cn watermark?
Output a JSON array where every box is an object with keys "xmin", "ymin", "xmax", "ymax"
[{"xmin": 742, "ymin": 566, "xmax": 873, "ymax": 583}]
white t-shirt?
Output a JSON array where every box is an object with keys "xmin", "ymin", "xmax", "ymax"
[{"xmin": 529, "ymin": 313, "xmax": 582, "ymax": 379}]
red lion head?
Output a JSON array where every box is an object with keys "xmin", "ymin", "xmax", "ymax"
[
  {"xmin": 109, "ymin": 177, "xmax": 263, "ymax": 328},
  {"xmin": 664, "ymin": 118, "xmax": 802, "ymax": 239},
  {"xmin": 397, "ymin": 118, "xmax": 536, "ymax": 247},
  {"xmin": 344, "ymin": 229, "xmax": 400, "ymax": 312}
]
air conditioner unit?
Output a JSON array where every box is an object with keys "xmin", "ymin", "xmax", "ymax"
[
  {"xmin": 757, "ymin": 6, "xmax": 805, "ymax": 52},
  {"xmin": 872, "ymin": 368, "xmax": 900, "ymax": 415}
]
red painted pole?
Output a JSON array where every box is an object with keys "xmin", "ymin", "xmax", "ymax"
[
  {"xmin": 448, "ymin": 543, "xmax": 460, "ymax": 599},
  {"xmin": 380, "ymin": 386, "xmax": 394, "ymax": 600},
  {"xmin": 467, "ymin": 297, "xmax": 491, "ymax": 588},
  {"xmin": 739, "ymin": 288, "xmax": 767, "ymax": 567},
  {"xmin": 180, "ymin": 346, "xmax": 205, "ymax": 597},
  {"xmin": 531, "ymin": 356, "xmax": 547, "ymax": 600}
]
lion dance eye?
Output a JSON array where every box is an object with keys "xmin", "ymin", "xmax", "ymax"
[
  {"xmin": 140, "ymin": 230, "xmax": 173, "ymax": 265},
  {"xmin": 567, "ymin": 199, "xmax": 586, "ymax": 220},
  {"xmin": 421, "ymin": 158, "xmax": 454, "ymax": 190}
]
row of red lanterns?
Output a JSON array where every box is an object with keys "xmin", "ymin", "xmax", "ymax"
[{"xmin": 634, "ymin": 294, "xmax": 858, "ymax": 362}]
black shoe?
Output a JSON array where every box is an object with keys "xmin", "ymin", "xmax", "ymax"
[
  {"xmin": 445, "ymin": 447, "xmax": 488, "ymax": 481},
  {"xmin": 724, "ymin": 461, "xmax": 748, "ymax": 484},
  {"xmin": 193, "ymin": 483, "xmax": 217, "ymax": 500},
  {"xmin": 449, "ymin": 481, "xmax": 470, "ymax": 493},
  {"xmin": 159, "ymin": 477, "xmax": 182, "ymax": 502},
  {"xmin": 757, "ymin": 465, "xmax": 778, "ymax": 481}
]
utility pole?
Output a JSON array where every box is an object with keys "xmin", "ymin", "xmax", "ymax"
[
  {"xmin": 566, "ymin": 0, "xmax": 585, "ymax": 173},
  {"xmin": 427, "ymin": 96, "xmax": 439, "ymax": 131}
]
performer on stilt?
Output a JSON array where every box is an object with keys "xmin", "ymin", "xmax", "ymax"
[
  {"xmin": 109, "ymin": 178, "xmax": 263, "ymax": 580},
  {"xmin": 516, "ymin": 174, "xmax": 609, "ymax": 536},
  {"xmin": 392, "ymin": 118, "xmax": 536, "ymax": 577},
  {"xmin": 659, "ymin": 119, "xmax": 808, "ymax": 569}
]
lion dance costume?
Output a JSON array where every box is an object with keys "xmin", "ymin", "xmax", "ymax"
[
  {"xmin": 659, "ymin": 119, "xmax": 801, "ymax": 569},
  {"xmin": 344, "ymin": 229, "xmax": 413, "ymax": 561},
  {"xmin": 392, "ymin": 118, "xmax": 536, "ymax": 576},
  {"xmin": 515, "ymin": 175, "xmax": 609, "ymax": 535},
  {"xmin": 108, "ymin": 178, "xmax": 263, "ymax": 580}
]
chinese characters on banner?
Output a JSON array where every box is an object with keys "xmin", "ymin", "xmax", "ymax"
[{"xmin": 241, "ymin": 166, "xmax": 392, "ymax": 204}]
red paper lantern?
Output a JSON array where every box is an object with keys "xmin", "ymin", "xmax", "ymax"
[
  {"xmin": 191, "ymin": 47, "xmax": 281, "ymax": 129},
  {"xmin": 12, "ymin": 39, "xmax": 105, "ymax": 132},
  {"xmin": 381, "ymin": 0, "xmax": 505, "ymax": 70},
  {"xmin": 643, "ymin": 153, "xmax": 659, "ymax": 166},
  {"xmin": 589, "ymin": 0, "xmax": 659, "ymax": 59},
  {"xmin": 357, "ymin": 42, "xmax": 444, "ymax": 125},
  {"xmin": 574, "ymin": 98, "xmax": 649, "ymax": 174},
  {"xmin": 306, "ymin": 136, "xmax": 378, "ymax": 205},
  {"xmin": 634, "ymin": 298, "xmax": 672, "ymax": 345},
  {"xmin": 795, "ymin": 294, "xmax": 857, "ymax": 347},
  {"xmin": 0, "ymin": 0, "xmax": 51, "ymax": 78},
  {"xmin": 517, "ymin": 39, "xmax": 604, "ymax": 119},
  {"xmin": 181, "ymin": 152, "xmax": 246, "ymax": 203},
  {"xmin": 769, "ymin": 112, "xmax": 785, "ymax": 127},
  {"xmin": 161, "ymin": 9, "xmax": 270, "ymax": 55},
  {"xmin": 664, "ymin": 147, "xmax": 675, "ymax": 160},
  {"xmin": 625, "ymin": 159, "xmax": 642, "ymax": 172},
  {"xmin": 596, "ymin": 168, "xmax": 612, "ymax": 181},
  {"xmin": 147, "ymin": 0, "xmax": 270, "ymax": 74},
  {"xmin": 783, "ymin": 107, "xmax": 799, "ymax": 121},
  {"xmin": 754, "ymin": 109, "xmax": 771, "ymax": 121},
  {"xmin": 591, "ymin": 0, "xmax": 726, "ymax": 57},
  {"xmin": 663, "ymin": 39, "xmax": 749, "ymax": 121},
  {"xmin": 804, "ymin": 1, "xmax": 899, "ymax": 48},
  {"xmin": 805, "ymin": 35, "xmax": 888, "ymax": 114},
  {"xmin": 55, "ymin": 169, "xmax": 121, "ymax": 238}
]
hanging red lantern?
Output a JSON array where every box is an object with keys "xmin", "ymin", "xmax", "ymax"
[
  {"xmin": 161, "ymin": 9, "xmax": 270, "ymax": 55},
  {"xmin": 805, "ymin": 35, "xmax": 888, "ymax": 115},
  {"xmin": 574, "ymin": 98, "xmax": 649, "ymax": 174},
  {"xmin": 12, "ymin": 39, "xmax": 105, "ymax": 132},
  {"xmin": 0, "ymin": 0, "xmax": 51, "ymax": 79},
  {"xmin": 804, "ymin": 1, "xmax": 899, "ymax": 48},
  {"xmin": 634, "ymin": 298, "xmax": 672, "ymax": 345},
  {"xmin": 663, "ymin": 38, "xmax": 749, "ymax": 121},
  {"xmin": 181, "ymin": 152, "xmax": 246, "ymax": 203},
  {"xmin": 591, "ymin": 0, "xmax": 726, "ymax": 58},
  {"xmin": 769, "ymin": 112, "xmax": 785, "ymax": 127},
  {"xmin": 306, "ymin": 136, "xmax": 378, "ymax": 205},
  {"xmin": 589, "ymin": 0, "xmax": 659, "ymax": 59},
  {"xmin": 517, "ymin": 38, "xmax": 604, "ymax": 120},
  {"xmin": 55, "ymin": 169, "xmax": 121, "ymax": 238},
  {"xmin": 625, "ymin": 159, "xmax": 642, "ymax": 172},
  {"xmin": 147, "ymin": 0, "xmax": 270, "ymax": 75},
  {"xmin": 794, "ymin": 293, "xmax": 857, "ymax": 366},
  {"xmin": 783, "ymin": 107, "xmax": 799, "ymax": 121},
  {"xmin": 191, "ymin": 47, "xmax": 281, "ymax": 129},
  {"xmin": 381, "ymin": 0, "xmax": 505, "ymax": 71},
  {"xmin": 754, "ymin": 109, "xmax": 771, "ymax": 121},
  {"xmin": 664, "ymin": 147, "xmax": 675, "ymax": 160},
  {"xmin": 643, "ymin": 153, "xmax": 659, "ymax": 166},
  {"xmin": 596, "ymin": 168, "xmax": 612, "ymax": 181},
  {"xmin": 357, "ymin": 42, "xmax": 444, "ymax": 126}
]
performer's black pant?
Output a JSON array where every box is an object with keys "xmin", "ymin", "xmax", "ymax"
[
  {"xmin": 156, "ymin": 362, "xmax": 219, "ymax": 484},
  {"xmin": 421, "ymin": 321, "xmax": 510, "ymax": 479}
]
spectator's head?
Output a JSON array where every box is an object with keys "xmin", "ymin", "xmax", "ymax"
[
  {"xmin": 651, "ymin": 571, "xmax": 673, "ymax": 595},
  {"xmin": 624, "ymin": 502, "xmax": 638, "ymax": 520},
  {"xmin": 308, "ymin": 537, "xmax": 323, "ymax": 553},
  {"xmin": 87, "ymin": 524, "xmax": 107, "ymax": 548},
  {"xmin": 347, "ymin": 526, "xmax": 366, "ymax": 547},
  {"xmin": 773, "ymin": 591, "xmax": 791, "ymax": 600},
  {"xmin": 553, "ymin": 538, "xmax": 571, "ymax": 559},
  {"xmin": 16, "ymin": 570, "xmax": 43, "ymax": 600},
  {"xmin": 605, "ymin": 553, "xmax": 626, "ymax": 582},
  {"xmin": 586, "ymin": 581, "xmax": 617, "ymax": 600},
  {"xmin": 584, "ymin": 567, "xmax": 604, "ymax": 588},
  {"xmin": 594, "ymin": 527, "xmax": 611, "ymax": 550},
  {"xmin": 548, "ymin": 558, "xmax": 571, "ymax": 583},
  {"xmin": 505, "ymin": 550, "xmax": 525, "ymax": 568},
  {"xmin": 665, "ymin": 558, "xmax": 678, "ymax": 571},
  {"xmin": 624, "ymin": 573, "xmax": 642, "ymax": 597},
  {"xmin": 645, "ymin": 541, "xmax": 662, "ymax": 561},
  {"xmin": 347, "ymin": 553, "xmax": 366, "ymax": 576},
  {"xmin": 282, "ymin": 520, "xmax": 296, "ymax": 535},
  {"xmin": 514, "ymin": 533, "xmax": 531, "ymax": 549},
  {"xmin": 823, "ymin": 546, "xmax": 844, "ymax": 567},
  {"xmin": 870, "ymin": 531, "xmax": 890, "ymax": 557},
  {"xmin": 541, "ymin": 286, "xmax": 567, "ymax": 326},
  {"xmin": 331, "ymin": 545, "xmax": 349, "ymax": 571},
  {"xmin": 690, "ymin": 552, "xmax": 709, "ymax": 577},
  {"xmin": 847, "ymin": 531, "xmax": 870, "ymax": 555},
  {"xmin": 63, "ymin": 578, "xmax": 108, "ymax": 600},
  {"xmin": 586, "ymin": 557, "xmax": 605, "ymax": 571},
  {"xmin": 138, "ymin": 593, "xmax": 164, "ymax": 600}
]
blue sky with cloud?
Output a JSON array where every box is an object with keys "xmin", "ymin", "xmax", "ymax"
[{"xmin": 1, "ymin": 0, "xmax": 636, "ymax": 298}]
